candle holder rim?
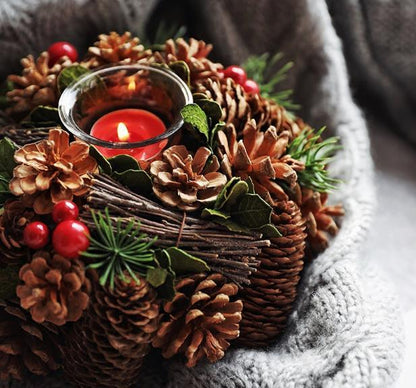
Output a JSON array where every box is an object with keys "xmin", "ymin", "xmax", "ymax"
[{"xmin": 58, "ymin": 64, "xmax": 193, "ymax": 149}]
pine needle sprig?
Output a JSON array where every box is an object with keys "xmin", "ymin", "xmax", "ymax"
[
  {"xmin": 81, "ymin": 208, "xmax": 157, "ymax": 289},
  {"xmin": 287, "ymin": 127, "xmax": 342, "ymax": 192},
  {"xmin": 242, "ymin": 52, "xmax": 300, "ymax": 112}
]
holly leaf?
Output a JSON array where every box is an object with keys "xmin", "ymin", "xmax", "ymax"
[
  {"xmin": 0, "ymin": 177, "xmax": 13, "ymax": 208},
  {"xmin": 231, "ymin": 193, "xmax": 273, "ymax": 229},
  {"xmin": 112, "ymin": 169, "xmax": 152, "ymax": 195},
  {"xmin": 89, "ymin": 146, "xmax": 112, "ymax": 175},
  {"xmin": 195, "ymin": 99, "xmax": 222, "ymax": 125},
  {"xmin": 215, "ymin": 178, "xmax": 249, "ymax": 210},
  {"xmin": 27, "ymin": 106, "xmax": 60, "ymax": 126},
  {"xmin": 254, "ymin": 223, "xmax": 281, "ymax": 238},
  {"xmin": 0, "ymin": 138, "xmax": 17, "ymax": 179},
  {"xmin": 146, "ymin": 267, "xmax": 168, "ymax": 288},
  {"xmin": 169, "ymin": 61, "xmax": 190, "ymax": 86},
  {"xmin": 57, "ymin": 65, "xmax": 90, "ymax": 94},
  {"xmin": 201, "ymin": 208, "xmax": 230, "ymax": 219},
  {"xmin": 209, "ymin": 121, "xmax": 225, "ymax": 149},
  {"xmin": 165, "ymin": 247, "xmax": 209, "ymax": 275},
  {"xmin": 180, "ymin": 103, "xmax": 209, "ymax": 142},
  {"xmin": 108, "ymin": 154, "xmax": 141, "ymax": 173},
  {"xmin": 245, "ymin": 177, "xmax": 256, "ymax": 194}
]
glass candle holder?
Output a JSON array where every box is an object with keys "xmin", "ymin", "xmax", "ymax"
[{"xmin": 58, "ymin": 64, "xmax": 193, "ymax": 161}]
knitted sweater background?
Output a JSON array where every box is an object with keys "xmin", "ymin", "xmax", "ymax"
[{"xmin": 0, "ymin": 0, "xmax": 404, "ymax": 387}]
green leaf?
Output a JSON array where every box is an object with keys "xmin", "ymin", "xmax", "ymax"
[
  {"xmin": 112, "ymin": 169, "xmax": 152, "ymax": 195},
  {"xmin": 27, "ymin": 106, "xmax": 60, "ymax": 125},
  {"xmin": 146, "ymin": 267, "xmax": 168, "ymax": 287},
  {"xmin": 108, "ymin": 154, "xmax": 141, "ymax": 173},
  {"xmin": 215, "ymin": 177, "xmax": 249, "ymax": 210},
  {"xmin": 155, "ymin": 271, "xmax": 176, "ymax": 300},
  {"xmin": 195, "ymin": 99, "xmax": 223, "ymax": 125},
  {"xmin": 89, "ymin": 146, "xmax": 112, "ymax": 175},
  {"xmin": 0, "ymin": 178, "xmax": 12, "ymax": 208},
  {"xmin": 169, "ymin": 61, "xmax": 190, "ymax": 86},
  {"xmin": 57, "ymin": 65, "xmax": 90, "ymax": 94},
  {"xmin": 201, "ymin": 208, "xmax": 230, "ymax": 220},
  {"xmin": 0, "ymin": 138, "xmax": 17, "ymax": 179},
  {"xmin": 180, "ymin": 103, "xmax": 209, "ymax": 142},
  {"xmin": 231, "ymin": 193, "xmax": 273, "ymax": 229},
  {"xmin": 209, "ymin": 121, "xmax": 225, "ymax": 149},
  {"xmin": 245, "ymin": 177, "xmax": 255, "ymax": 194},
  {"xmin": 165, "ymin": 247, "xmax": 209, "ymax": 275},
  {"xmin": 254, "ymin": 223, "xmax": 281, "ymax": 238},
  {"xmin": 217, "ymin": 219, "xmax": 252, "ymax": 234}
]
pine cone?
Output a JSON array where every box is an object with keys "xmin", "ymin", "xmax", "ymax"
[
  {"xmin": 0, "ymin": 199, "xmax": 34, "ymax": 266},
  {"xmin": 0, "ymin": 298, "xmax": 61, "ymax": 381},
  {"xmin": 150, "ymin": 145, "xmax": 227, "ymax": 211},
  {"xmin": 153, "ymin": 273, "xmax": 243, "ymax": 367},
  {"xmin": 6, "ymin": 52, "xmax": 72, "ymax": 117},
  {"xmin": 83, "ymin": 31, "xmax": 152, "ymax": 68},
  {"xmin": 238, "ymin": 200, "xmax": 306, "ymax": 347},
  {"xmin": 63, "ymin": 275, "xmax": 160, "ymax": 388},
  {"xmin": 16, "ymin": 251, "xmax": 91, "ymax": 326},
  {"xmin": 164, "ymin": 38, "xmax": 223, "ymax": 84},
  {"xmin": 195, "ymin": 78, "xmax": 251, "ymax": 133},
  {"xmin": 216, "ymin": 119, "xmax": 304, "ymax": 204},
  {"xmin": 301, "ymin": 188, "xmax": 344, "ymax": 255},
  {"xmin": 9, "ymin": 128, "xmax": 97, "ymax": 214}
]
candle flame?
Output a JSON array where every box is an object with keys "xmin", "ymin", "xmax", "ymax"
[
  {"xmin": 117, "ymin": 122, "xmax": 130, "ymax": 141},
  {"xmin": 127, "ymin": 78, "xmax": 136, "ymax": 91}
]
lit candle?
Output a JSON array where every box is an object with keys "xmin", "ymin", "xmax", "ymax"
[{"xmin": 90, "ymin": 108, "xmax": 167, "ymax": 161}]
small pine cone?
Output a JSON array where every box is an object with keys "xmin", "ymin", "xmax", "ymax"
[
  {"xmin": 6, "ymin": 52, "xmax": 72, "ymax": 116},
  {"xmin": 153, "ymin": 273, "xmax": 243, "ymax": 368},
  {"xmin": 238, "ymin": 200, "xmax": 306, "ymax": 347},
  {"xmin": 0, "ymin": 298, "xmax": 61, "ymax": 381},
  {"xmin": 83, "ymin": 31, "xmax": 152, "ymax": 68},
  {"xmin": 0, "ymin": 199, "xmax": 35, "ymax": 266},
  {"xmin": 195, "ymin": 78, "xmax": 251, "ymax": 133},
  {"xmin": 16, "ymin": 251, "xmax": 91, "ymax": 326},
  {"xmin": 9, "ymin": 128, "xmax": 97, "ymax": 214},
  {"xmin": 301, "ymin": 188, "xmax": 345, "ymax": 256},
  {"xmin": 164, "ymin": 38, "xmax": 223, "ymax": 84},
  {"xmin": 216, "ymin": 119, "xmax": 304, "ymax": 204},
  {"xmin": 150, "ymin": 145, "xmax": 227, "ymax": 211},
  {"xmin": 63, "ymin": 275, "xmax": 160, "ymax": 388}
]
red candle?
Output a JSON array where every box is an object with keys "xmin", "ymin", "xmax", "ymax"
[{"xmin": 90, "ymin": 108, "xmax": 167, "ymax": 161}]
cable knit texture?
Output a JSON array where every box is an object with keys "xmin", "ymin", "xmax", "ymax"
[{"xmin": 0, "ymin": 0, "xmax": 404, "ymax": 387}]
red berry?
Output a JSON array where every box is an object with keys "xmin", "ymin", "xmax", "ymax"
[
  {"xmin": 52, "ymin": 220, "xmax": 90, "ymax": 259},
  {"xmin": 52, "ymin": 200, "xmax": 79, "ymax": 224},
  {"xmin": 48, "ymin": 41, "xmax": 78, "ymax": 66},
  {"xmin": 243, "ymin": 79, "xmax": 260, "ymax": 94},
  {"xmin": 23, "ymin": 222, "xmax": 50, "ymax": 250},
  {"xmin": 223, "ymin": 65, "xmax": 247, "ymax": 85}
]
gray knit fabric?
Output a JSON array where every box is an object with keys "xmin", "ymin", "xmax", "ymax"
[
  {"xmin": 327, "ymin": 0, "xmax": 416, "ymax": 145},
  {"xmin": 0, "ymin": 0, "xmax": 404, "ymax": 387}
]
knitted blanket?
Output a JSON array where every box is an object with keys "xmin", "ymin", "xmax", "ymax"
[{"xmin": 0, "ymin": 0, "xmax": 404, "ymax": 387}]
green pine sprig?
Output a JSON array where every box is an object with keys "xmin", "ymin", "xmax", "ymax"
[
  {"xmin": 81, "ymin": 208, "xmax": 157, "ymax": 289},
  {"xmin": 287, "ymin": 127, "xmax": 342, "ymax": 192},
  {"xmin": 242, "ymin": 52, "xmax": 300, "ymax": 112}
]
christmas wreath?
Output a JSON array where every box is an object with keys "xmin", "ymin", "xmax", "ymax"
[{"xmin": 0, "ymin": 32, "xmax": 343, "ymax": 387}]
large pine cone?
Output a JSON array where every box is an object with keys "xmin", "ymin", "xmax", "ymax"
[
  {"xmin": 153, "ymin": 273, "xmax": 243, "ymax": 367},
  {"xmin": 0, "ymin": 200, "xmax": 34, "ymax": 266},
  {"xmin": 150, "ymin": 145, "xmax": 227, "ymax": 211},
  {"xmin": 195, "ymin": 77, "xmax": 302, "ymax": 138},
  {"xmin": 63, "ymin": 275, "xmax": 160, "ymax": 388},
  {"xmin": 9, "ymin": 128, "xmax": 97, "ymax": 214},
  {"xmin": 0, "ymin": 299, "xmax": 61, "ymax": 381},
  {"xmin": 216, "ymin": 119, "xmax": 304, "ymax": 204},
  {"xmin": 83, "ymin": 31, "xmax": 152, "ymax": 68},
  {"xmin": 6, "ymin": 52, "xmax": 72, "ymax": 117},
  {"xmin": 301, "ymin": 188, "xmax": 344, "ymax": 256},
  {"xmin": 16, "ymin": 251, "xmax": 91, "ymax": 326},
  {"xmin": 238, "ymin": 200, "xmax": 306, "ymax": 347}
]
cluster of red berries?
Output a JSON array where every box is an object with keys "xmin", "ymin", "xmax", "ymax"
[
  {"xmin": 23, "ymin": 201, "xmax": 90, "ymax": 259},
  {"xmin": 220, "ymin": 65, "xmax": 260, "ymax": 94}
]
